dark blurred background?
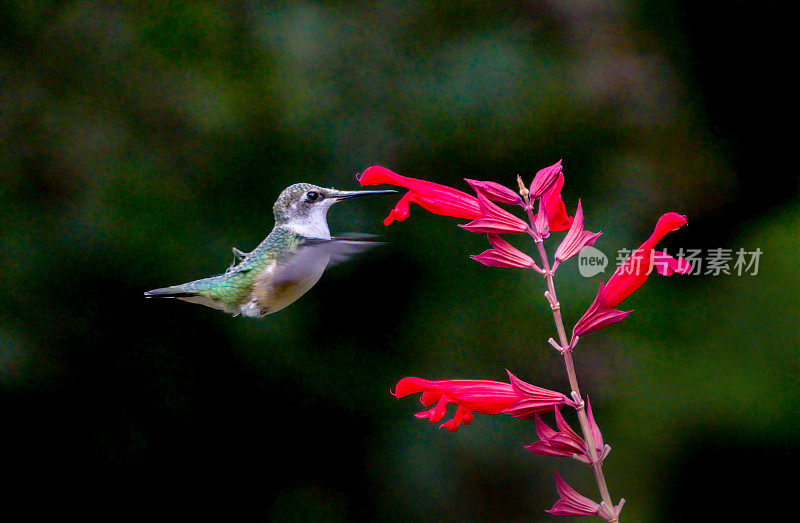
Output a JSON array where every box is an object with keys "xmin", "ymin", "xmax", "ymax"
[{"xmin": 1, "ymin": 1, "xmax": 797, "ymax": 521}]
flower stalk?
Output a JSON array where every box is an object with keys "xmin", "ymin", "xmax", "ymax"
[{"xmin": 522, "ymin": 190, "xmax": 617, "ymax": 518}]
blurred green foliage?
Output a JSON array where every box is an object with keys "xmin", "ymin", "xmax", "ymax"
[{"xmin": 1, "ymin": 1, "xmax": 797, "ymax": 520}]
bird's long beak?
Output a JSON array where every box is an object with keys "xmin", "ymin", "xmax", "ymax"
[{"xmin": 331, "ymin": 189, "xmax": 398, "ymax": 201}]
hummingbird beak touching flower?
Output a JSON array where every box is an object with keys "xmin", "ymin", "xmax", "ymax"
[
  {"xmin": 328, "ymin": 188, "xmax": 399, "ymax": 202},
  {"xmin": 358, "ymin": 166, "xmax": 530, "ymax": 235},
  {"xmin": 358, "ymin": 165, "xmax": 482, "ymax": 225}
]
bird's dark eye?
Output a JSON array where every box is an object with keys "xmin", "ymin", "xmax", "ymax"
[{"xmin": 306, "ymin": 191, "xmax": 319, "ymax": 202}]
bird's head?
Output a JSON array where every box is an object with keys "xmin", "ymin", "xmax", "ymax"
[{"xmin": 273, "ymin": 183, "xmax": 397, "ymax": 230}]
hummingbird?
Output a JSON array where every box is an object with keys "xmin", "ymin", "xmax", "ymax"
[{"xmin": 144, "ymin": 183, "xmax": 396, "ymax": 317}]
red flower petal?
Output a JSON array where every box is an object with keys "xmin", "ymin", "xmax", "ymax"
[
  {"xmin": 546, "ymin": 472, "xmax": 604, "ymax": 518},
  {"xmin": 585, "ymin": 397, "xmax": 604, "ymax": 455},
  {"xmin": 359, "ymin": 166, "xmax": 481, "ymax": 225},
  {"xmin": 470, "ymin": 234, "xmax": 537, "ymax": 269},
  {"xmin": 554, "ymin": 200, "xmax": 602, "ymax": 266},
  {"xmin": 460, "ymin": 192, "xmax": 531, "ymax": 234},
  {"xmin": 534, "ymin": 172, "xmax": 573, "ymax": 232},
  {"xmin": 503, "ymin": 371, "xmax": 574, "ymax": 419},
  {"xmin": 529, "ymin": 160, "xmax": 562, "ymax": 199},
  {"xmin": 526, "ymin": 406, "xmax": 587, "ymax": 459}
]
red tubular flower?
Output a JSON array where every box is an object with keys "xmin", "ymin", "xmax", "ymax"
[
  {"xmin": 359, "ymin": 166, "xmax": 529, "ymax": 234},
  {"xmin": 573, "ymin": 212, "xmax": 691, "ymax": 337},
  {"xmin": 358, "ymin": 166, "xmax": 480, "ymax": 225},
  {"xmin": 470, "ymin": 233, "xmax": 540, "ymax": 270},
  {"xmin": 534, "ymin": 171, "xmax": 573, "ymax": 235},
  {"xmin": 393, "ymin": 371, "xmax": 574, "ymax": 432},
  {"xmin": 553, "ymin": 200, "xmax": 602, "ymax": 271},
  {"xmin": 602, "ymin": 212, "xmax": 691, "ymax": 308}
]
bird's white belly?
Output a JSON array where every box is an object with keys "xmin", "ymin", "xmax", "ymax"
[
  {"xmin": 240, "ymin": 255, "xmax": 330, "ymax": 317},
  {"xmin": 267, "ymin": 265, "xmax": 326, "ymax": 313}
]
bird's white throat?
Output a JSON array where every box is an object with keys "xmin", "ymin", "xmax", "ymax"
[{"xmin": 287, "ymin": 215, "xmax": 332, "ymax": 239}]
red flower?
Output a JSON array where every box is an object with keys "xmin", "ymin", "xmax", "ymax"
[
  {"xmin": 358, "ymin": 166, "xmax": 480, "ymax": 225},
  {"xmin": 602, "ymin": 212, "xmax": 691, "ymax": 308},
  {"xmin": 359, "ymin": 166, "xmax": 530, "ymax": 234},
  {"xmin": 534, "ymin": 171, "xmax": 573, "ymax": 235},
  {"xmin": 573, "ymin": 212, "xmax": 691, "ymax": 337},
  {"xmin": 553, "ymin": 200, "xmax": 602, "ymax": 270},
  {"xmin": 393, "ymin": 371, "xmax": 574, "ymax": 432}
]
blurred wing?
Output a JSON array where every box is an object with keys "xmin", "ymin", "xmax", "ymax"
[
  {"xmin": 250, "ymin": 260, "xmax": 277, "ymax": 315},
  {"xmin": 272, "ymin": 235, "xmax": 382, "ymax": 288}
]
